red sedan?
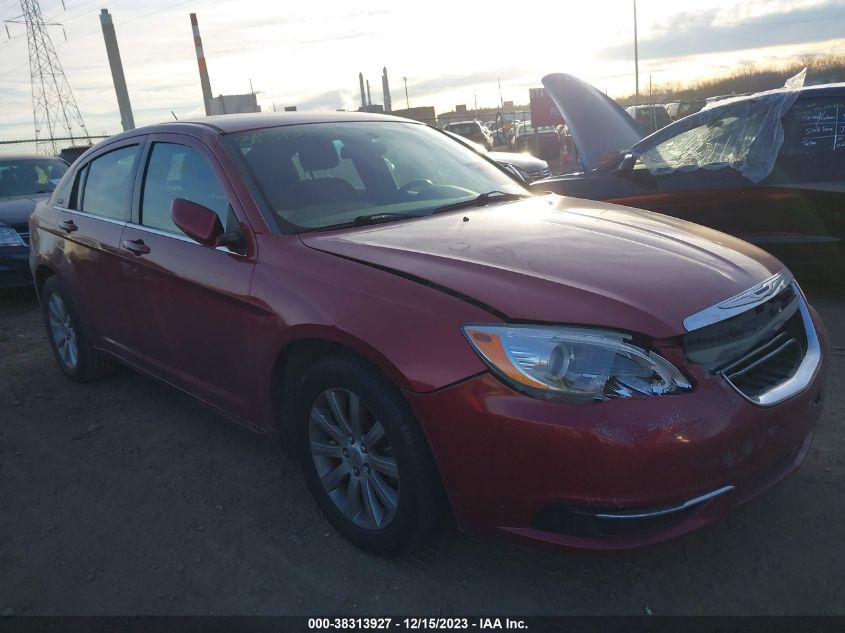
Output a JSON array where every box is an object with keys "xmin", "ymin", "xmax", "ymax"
[{"xmin": 29, "ymin": 113, "xmax": 828, "ymax": 555}]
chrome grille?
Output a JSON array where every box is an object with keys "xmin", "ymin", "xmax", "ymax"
[
  {"xmin": 683, "ymin": 281, "xmax": 820, "ymax": 406},
  {"xmin": 721, "ymin": 331, "xmax": 804, "ymax": 399},
  {"xmin": 526, "ymin": 168, "xmax": 551, "ymax": 182}
]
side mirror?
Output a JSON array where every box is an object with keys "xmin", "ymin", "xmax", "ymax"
[
  {"xmin": 172, "ymin": 198, "xmax": 224, "ymax": 247},
  {"xmin": 500, "ymin": 162, "xmax": 527, "ymax": 184},
  {"xmin": 618, "ymin": 153, "xmax": 637, "ymax": 172}
]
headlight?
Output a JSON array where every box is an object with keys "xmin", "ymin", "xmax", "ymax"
[
  {"xmin": 463, "ymin": 325, "xmax": 691, "ymax": 403},
  {"xmin": 0, "ymin": 227, "xmax": 24, "ymax": 248}
]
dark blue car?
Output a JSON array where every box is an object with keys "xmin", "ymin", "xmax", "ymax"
[{"xmin": 0, "ymin": 155, "xmax": 68, "ymax": 288}]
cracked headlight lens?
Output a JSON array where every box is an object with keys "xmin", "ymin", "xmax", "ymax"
[{"xmin": 463, "ymin": 324, "xmax": 691, "ymax": 403}]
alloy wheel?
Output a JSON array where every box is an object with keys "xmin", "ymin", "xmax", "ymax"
[
  {"xmin": 48, "ymin": 293, "xmax": 78, "ymax": 370},
  {"xmin": 308, "ymin": 388, "xmax": 400, "ymax": 530}
]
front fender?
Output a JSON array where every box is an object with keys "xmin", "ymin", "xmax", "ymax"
[{"xmin": 249, "ymin": 236, "xmax": 498, "ymax": 429}]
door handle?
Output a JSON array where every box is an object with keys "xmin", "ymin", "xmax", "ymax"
[
  {"xmin": 122, "ymin": 238, "xmax": 150, "ymax": 256},
  {"xmin": 59, "ymin": 220, "xmax": 78, "ymax": 233}
]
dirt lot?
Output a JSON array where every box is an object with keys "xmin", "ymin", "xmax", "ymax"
[{"xmin": 0, "ymin": 285, "xmax": 843, "ymax": 616}]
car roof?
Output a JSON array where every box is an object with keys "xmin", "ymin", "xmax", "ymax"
[
  {"xmin": 93, "ymin": 111, "xmax": 427, "ymax": 150},
  {"xmin": 176, "ymin": 111, "xmax": 420, "ymax": 134}
]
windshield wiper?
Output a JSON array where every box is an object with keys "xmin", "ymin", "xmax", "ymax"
[
  {"xmin": 351, "ymin": 212, "xmax": 427, "ymax": 226},
  {"xmin": 430, "ymin": 191, "xmax": 532, "ymax": 214}
]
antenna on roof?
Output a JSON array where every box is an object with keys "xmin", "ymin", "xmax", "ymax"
[{"xmin": 171, "ymin": 110, "xmax": 179, "ymax": 120}]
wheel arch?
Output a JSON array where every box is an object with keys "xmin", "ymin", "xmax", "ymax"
[
  {"xmin": 33, "ymin": 263, "xmax": 56, "ymax": 300},
  {"xmin": 268, "ymin": 326, "xmax": 418, "ymax": 439}
]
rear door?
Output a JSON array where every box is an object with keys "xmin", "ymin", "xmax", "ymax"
[
  {"xmin": 45, "ymin": 142, "xmax": 142, "ymax": 352},
  {"xmin": 118, "ymin": 134, "xmax": 259, "ymax": 423}
]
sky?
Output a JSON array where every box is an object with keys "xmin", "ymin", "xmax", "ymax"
[{"xmin": 1, "ymin": 0, "xmax": 844, "ymax": 138}]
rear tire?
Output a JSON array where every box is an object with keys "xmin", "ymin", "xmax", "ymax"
[
  {"xmin": 293, "ymin": 351, "xmax": 444, "ymax": 556},
  {"xmin": 41, "ymin": 276, "xmax": 114, "ymax": 383}
]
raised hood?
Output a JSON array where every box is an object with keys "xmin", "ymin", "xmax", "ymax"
[
  {"xmin": 301, "ymin": 196, "xmax": 784, "ymax": 339},
  {"xmin": 542, "ymin": 73, "xmax": 644, "ymax": 171}
]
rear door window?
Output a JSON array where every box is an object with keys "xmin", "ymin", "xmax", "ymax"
[{"xmin": 80, "ymin": 145, "xmax": 140, "ymax": 220}]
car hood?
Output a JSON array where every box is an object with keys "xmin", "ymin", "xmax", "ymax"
[
  {"xmin": 487, "ymin": 151, "xmax": 547, "ymax": 172},
  {"xmin": 300, "ymin": 196, "xmax": 783, "ymax": 338},
  {"xmin": 0, "ymin": 194, "xmax": 48, "ymax": 226},
  {"xmin": 542, "ymin": 73, "xmax": 644, "ymax": 171}
]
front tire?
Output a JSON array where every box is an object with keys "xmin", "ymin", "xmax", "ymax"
[
  {"xmin": 293, "ymin": 352, "xmax": 444, "ymax": 556},
  {"xmin": 41, "ymin": 276, "xmax": 113, "ymax": 382}
]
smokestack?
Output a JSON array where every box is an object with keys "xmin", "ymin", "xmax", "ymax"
[
  {"xmin": 99, "ymin": 9, "xmax": 135, "ymax": 131},
  {"xmin": 366, "ymin": 79, "xmax": 372, "ymax": 106},
  {"xmin": 190, "ymin": 13, "xmax": 213, "ymax": 116},
  {"xmin": 358, "ymin": 72, "xmax": 366, "ymax": 108},
  {"xmin": 382, "ymin": 66, "xmax": 392, "ymax": 112}
]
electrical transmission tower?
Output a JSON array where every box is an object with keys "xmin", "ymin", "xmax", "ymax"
[{"xmin": 6, "ymin": 0, "xmax": 90, "ymax": 154}]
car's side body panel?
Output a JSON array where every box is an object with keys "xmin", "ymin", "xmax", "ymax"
[
  {"xmin": 30, "ymin": 139, "xmax": 144, "ymax": 352},
  {"xmin": 246, "ymin": 234, "xmax": 494, "ymax": 430},
  {"xmin": 113, "ymin": 132, "xmax": 260, "ymax": 422}
]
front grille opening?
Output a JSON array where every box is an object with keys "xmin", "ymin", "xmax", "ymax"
[
  {"xmin": 527, "ymin": 168, "xmax": 552, "ymax": 181},
  {"xmin": 722, "ymin": 334, "xmax": 803, "ymax": 399},
  {"xmin": 684, "ymin": 285, "xmax": 808, "ymax": 401},
  {"xmin": 531, "ymin": 504, "xmax": 697, "ymax": 538}
]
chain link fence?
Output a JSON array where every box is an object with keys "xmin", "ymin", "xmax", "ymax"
[{"xmin": 0, "ymin": 135, "xmax": 110, "ymax": 162}]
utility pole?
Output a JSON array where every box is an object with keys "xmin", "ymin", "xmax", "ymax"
[
  {"xmin": 402, "ymin": 76, "xmax": 409, "ymax": 109},
  {"xmin": 7, "ymin": 0, "xmax": 90, "ymax": 153},
  {"xmin": 99, "ymin": 9, "xmax": 134, "ymax": 131},
  {"xmin": 633, "ymin": 0, "xmax": 640, "ymax": 105}
]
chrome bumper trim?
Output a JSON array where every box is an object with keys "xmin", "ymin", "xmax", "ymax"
[{"xmin": 593, "ymin": 485, "xmax": 735, "ymax": 520}]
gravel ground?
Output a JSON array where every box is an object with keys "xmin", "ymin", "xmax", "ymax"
[{"xmin": 0, "ymin": 285, "xmax": 843, "ymax": 616}]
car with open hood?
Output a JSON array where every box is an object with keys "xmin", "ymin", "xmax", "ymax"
[
  {"xmin": 29, "ymin": 112, "xmax": 828, "ymax": 555},
  {"xmin": 532, "ymin": 73, "xmax": 845, "ymax": 283},
  {"xmin": 0, "ymin": 155, "xmax": 68, "ymax": 288}
]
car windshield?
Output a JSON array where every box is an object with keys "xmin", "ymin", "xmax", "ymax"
[
  {"xmin": 631, "ymin": 84, "xmax": 805, "ymax": 182},
  {"xmin": 517, "ymin": 125, "xmax": 554, "ymax": 136},
  {"xmin": 226, "ymin": 121, "xmax": 525, "ymax": 232},
  {"xmin": 0, "ymin": 158, "xmax": 68, "ymax": 198},
  {"xmin": 446, "ymin": 123, "xmax": 479, "ymax": 134}
]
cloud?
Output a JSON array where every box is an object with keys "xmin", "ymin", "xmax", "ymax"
[
  {"xmin": 405, "ymin": 66, "xmax": 533, "ymax": 101},
  {"xmin": 269, "ymin": 88, "xmax": 355, "ymax": 111},
  {"xmin": 597, "ymin": 0, "xmax": 845, "ymax": 61}
]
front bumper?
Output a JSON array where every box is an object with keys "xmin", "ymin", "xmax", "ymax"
[
  {"xmin": 405, "ymin": 309, "xmax": 828, "ymax": 551},
  {"xmin": 0, "ymin": 246, "xmax": 33, "ymax": 288}
]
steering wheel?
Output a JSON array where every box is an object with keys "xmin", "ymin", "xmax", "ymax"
[{"xmin": 399, "ymin": 179, "xmax": 434, "ymax": 194}]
